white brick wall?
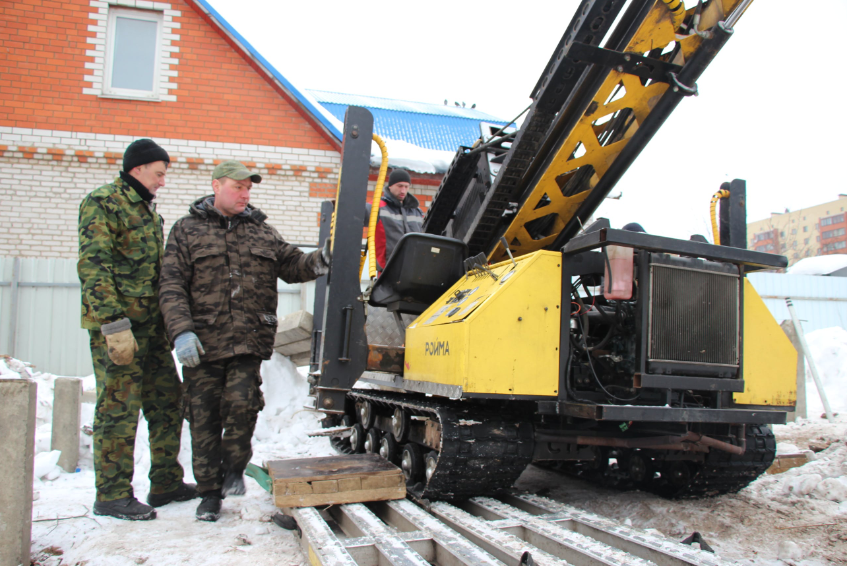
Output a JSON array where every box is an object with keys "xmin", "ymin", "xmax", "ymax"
[{"xmin": 0, "ymin": 127, "xmax": 341, "ymax": 257}]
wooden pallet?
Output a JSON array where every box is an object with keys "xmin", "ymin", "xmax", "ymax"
[{"xmin": 267, "ymin": 454, "xmax": 405, "ymax": 508}]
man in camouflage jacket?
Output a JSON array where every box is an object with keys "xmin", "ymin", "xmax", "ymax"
[
  {"xmin": 159, "ymin": 160, "xmax": 330, "ymax": 522},
  {"xmin": 78, "ymin": 139, "xmax": 196, "ymax": 521}
]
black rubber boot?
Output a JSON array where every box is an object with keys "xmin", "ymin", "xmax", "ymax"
[
  {"xmin": 222, "ymin": 470, "xmax": 246, "ymax": 496},
  {"xmin": 196, "ymin": 490, "xmax": 223, "ymax": 522},
  {"xmin": 147, "ymin": 482, "xmax": 198, "ymax": 508},
  {"xmin": 93, "ymin": 497, "xmax": 156, "ymax": 521}
]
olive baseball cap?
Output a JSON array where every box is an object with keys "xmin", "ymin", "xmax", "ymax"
[{"xmin": 212, "ymin": 160, "xmax": 262, "ymax": 183}]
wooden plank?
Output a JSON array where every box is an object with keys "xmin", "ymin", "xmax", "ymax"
[
  {"xmin": 270, "ymin": 454, "xmax": 406, "ymax": 508},
  {"xmin": 767, "ymin": 453, "xmax": 811, "ymax": 475},
  {"xmin": 274, "ymin": 486, "xmax": 406, "ymax": 509},
  {"xmin": 268, "ymin": 454, "xmax": 400, "ymax": 483}
]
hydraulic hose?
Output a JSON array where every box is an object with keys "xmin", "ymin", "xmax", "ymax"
[
  {"xmin": 365, "ymin": 134, "xmax": 389, "ymax": 280},
  {"xmin": 710, "ymin": 189, "xmax": 730, "ymax": 245}
]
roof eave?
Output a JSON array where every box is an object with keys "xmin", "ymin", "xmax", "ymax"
[{"xmin": 186, "ymin": 0, "xmax": 343, "ymax": 150}]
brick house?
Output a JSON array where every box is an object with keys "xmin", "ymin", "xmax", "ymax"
[
  {"xmin": 1, "ymin": 0, "xmax": 350, "ymax": 258},
  {"xmin": 1, "ymin": 0, "xmax": 508, "ymax": 260}
]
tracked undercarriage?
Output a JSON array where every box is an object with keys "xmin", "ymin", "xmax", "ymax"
[{"xmin": 323, "ymin": 388, "xmax": 776, "ymax": 501}]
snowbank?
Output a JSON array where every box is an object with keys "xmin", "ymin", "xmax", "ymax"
[
  {"xmin": 787, "ymin": 254, "xmax": 847, "ymax": 276},
  {"xmin": 803, "ymin": 326, "xmax": 847, "ymax": 418}
]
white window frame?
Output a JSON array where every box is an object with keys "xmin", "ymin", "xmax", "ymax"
[{"xmin": 102, "ymin": 7, "xmax": 164, "ymax": 101}]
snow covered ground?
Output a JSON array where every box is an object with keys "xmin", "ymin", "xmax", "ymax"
[{"xmin": 5, "ymin": 327, "xmax": 847, "ymax": 565}]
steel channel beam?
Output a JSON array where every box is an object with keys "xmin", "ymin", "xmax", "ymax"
[
  {"xmin": 333, "ymin": 503, "xmax": 433, "ymax": 566},
  {"xmin": 552, "ymin": 402, "xmax": 787, "ymax": 424},
  {"xmin": 463, "ymin": 498, "xmax": 653, "ymax": 566},
  {"xmin": 288, "ymin": 506, "xmax": 358, "ymax": 566},
  {"xmin": 635, "ymin": 374, "xmax": 745, "ymax": 393},
  {"xmin": 562, "ymin": 228, "xmax": 787, "ymax": 270},
  {"xmin": 428, "ymin": 501, "xmax": 566, "ymax": 566},
  {"xmin": 382, "ymin": 499, "xmax": 506, "ymax": 566},
  {"xmin": 309, "ymin": 200, "xmax": 333, "ymax": 373},
  {"xmin": 316, "ymin": 106, "xmax": 373, "ymax": 414},
  {"xmin": 504, "ymin": 494, "xmax": 725, "ymax": 566}
]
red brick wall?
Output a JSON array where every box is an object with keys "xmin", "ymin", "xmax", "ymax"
[{"xmin": 0, "ymin": 0, "xmax": 336, "ymax": 151}]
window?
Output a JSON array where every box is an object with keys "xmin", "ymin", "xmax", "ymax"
[
  {"xmin": 822, "ymin": 228, "xmax": 846, "ymax": 239},
  {"xmin": 820, "ymin": 214, "xmax": 844, "ymax": 227},
  {"xmin": 780, "ymin": 243, "xmax": 787, "ymax": 251},
  {"xmin": 793, "ymin": 252, "xmax": 799, "ymax": 259},
  {"xmin": 791, "ymin": 229, "xmax": 797, "ymax": 235},
  {"xmin": 104, "ymin": 8, "xmax": 163, "ymax": 99},
  {"xmin": 804, "ymin": 238, "xmax": 810, "ymax": 245},
  {"xmin": 780, "ymin": 231, "xmax": 785, "ymax": 237},
  {"xmin": 823, "ymin": 241, "xmax": 847, "ymax": 252},
  {"xmin": 804, "ymin": 226, "xmax": 808, "ymax": 232}
]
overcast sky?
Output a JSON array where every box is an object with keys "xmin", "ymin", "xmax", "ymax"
[{"xmin": 205, "ymin": 0, "xmax": 847, "ymax": 242}]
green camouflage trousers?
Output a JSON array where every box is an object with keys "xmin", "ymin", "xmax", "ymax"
[
  {"xmin": 89, "ymin": 329, "xmax": 185, "ymax": 502},
  {"xmin": 182, "ymin": 355, "xmax": 265, "ymax": 493}
]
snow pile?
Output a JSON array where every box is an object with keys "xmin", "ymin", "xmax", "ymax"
[
  {"xmin": 787, "ymin": 254, "xmax": 847, "ymax": 276},
  {"xmin": 370, "ymin": 136, "xmax": 456, "ymax": 175},
  {"xmin": 803, "ymin": 326, "xmax": 847, "ymax": 417},
  {"xmin": 748, "ymin": 440, "xmax": 847, "ymax": 508},
  {"xmin": 252, "ymin": 353, "xmax": 334, "ymax": 463}
]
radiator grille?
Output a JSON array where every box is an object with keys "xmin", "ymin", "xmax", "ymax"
[{"xmin": 649, "ymin": 264, "xmax": 739, "ymax": 366}]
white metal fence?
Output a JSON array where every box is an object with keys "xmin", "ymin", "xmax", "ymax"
[
  {"xmin": 3, "ymin": 254, "xmax": 846, "ymax": 377},
  {"xmin": 0, "ymin": 256, "xmax": 317, "ymax": 377}
]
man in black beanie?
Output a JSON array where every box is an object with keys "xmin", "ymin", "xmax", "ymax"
[
  {"xmin": 78, "ymin": 138, "xmax": 196, "ymax": 521},
  {"xmin": 365, "ymin": 168, "xmax": 424, "ymax": 272}
]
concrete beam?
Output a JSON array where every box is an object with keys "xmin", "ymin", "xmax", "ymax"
[
  {"xmin": 0, "ymin": 378, "xmax": 37, "ymax": 566},
  {"xmin": 51, "ymin": 377, "xmax": 82, "ymax": 473}
]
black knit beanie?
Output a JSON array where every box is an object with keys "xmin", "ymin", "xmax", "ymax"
[
  {"xmin": 388, "ymin": 169, "xmax": 411, "ymax": 187},
  {"xmin": 122, "ymin": 139, "xmax": 170, "ymax": 173}
]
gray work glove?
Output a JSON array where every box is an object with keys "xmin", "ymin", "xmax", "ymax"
[
  {"xmin": 174, "ymin": 331, "xmax": 205, "ymax": 368},
  {"xmin": 315, "ymin": 237, "xmax": 331, "ymax": 276},
  {"xmin": 100, "ymin": 317, "xmax": 138, "ymax": 366}
]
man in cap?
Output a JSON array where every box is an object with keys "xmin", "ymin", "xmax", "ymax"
[
  {"xmin": 78, "ymin": 139, "xmax": 196, "ymax": 521},
  {"xmin": 366, "ymin": 168, "xmax": 424, "ymax": 273},
  {"xmin": 159, "ymin": 160, "xmax": 331, "ymax": 522}
]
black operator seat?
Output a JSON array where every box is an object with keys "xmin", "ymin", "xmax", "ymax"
[{"xmin": 368, "ymin": 233, "xmax": 469, "ymax": 315}]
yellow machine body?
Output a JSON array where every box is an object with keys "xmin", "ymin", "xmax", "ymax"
[
  {"xmin": 735, "ymin": 280, "xmax": 797, "ymax": 407},
  {"xmin": 404, "ymin": 251, "xmax": 561, "ymax": 397}
]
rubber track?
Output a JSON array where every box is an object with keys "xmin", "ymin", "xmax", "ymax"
[
  {"xmin": 555, "ymin": 425, "xmax": 777, "ymax": 499},
  {"xmin": 342, "ymin": 390, "xmax": 534, "ymax": 501}
]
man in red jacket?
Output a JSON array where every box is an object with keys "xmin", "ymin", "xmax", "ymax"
[{"xmin": 366, "ymin": 169, "xmax": 424, "ymax": 273}]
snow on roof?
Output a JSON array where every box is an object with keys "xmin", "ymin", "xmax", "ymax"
[
  {"xmin": 312, "ymin": 89, "xmax": 509, "ymax": 157},
  {"xmin": 309, "ymin": 90, "xmax": 504, "ymax": 121},
  {"xmin": 370, "ymin": 136, "xmax": 456, "ymax": 175},
  {"xmin": 787, "ymin": 254, "xmax": 847, "ymax": 276}
]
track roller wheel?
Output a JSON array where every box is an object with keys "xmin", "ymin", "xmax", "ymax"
[
  {"xmin": 628, "ymin": 451, "xmax": 651, "ymax": 484},
  {"xmin": 358, "ymin": 400, "xmax": 376, "ymax": 429},
  {"xmin": 425, "ymin": 451, "xmax": 439, "ymax": 482},
  {"xmin": 349, "ymin": 423, "xmax": 366, "ymax": 453},
  {"xmin": 364, "ymin": 428, "xmax": 380, "ymax": 454},
  {"xmin": 379, "ymin": 432, "xmax": 399, "ymax": 464},
  {"xmin": 400, "ymin": 443, "xmax": 424, "ymax": 484},
  {"xmin": 392, "ymin": 408, "xmax": 410, "ymax": 442}
]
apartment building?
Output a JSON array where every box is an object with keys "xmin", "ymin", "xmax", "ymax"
[{"xmin": 748, "ymin": 195, "xmax": 847, "ymax": 266}]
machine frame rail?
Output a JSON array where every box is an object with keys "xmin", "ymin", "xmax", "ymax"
[{"xmin": 286, "ymin": 493, "xmax": 727, "ymax": 566}]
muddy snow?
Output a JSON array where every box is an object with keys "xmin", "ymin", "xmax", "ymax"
[{"xmin": 6, "ymin": 326, "xmax": 847, "ymax": 565}]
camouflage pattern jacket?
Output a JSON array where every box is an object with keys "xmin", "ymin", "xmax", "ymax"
[
  {"xmin": 78, "ymin": 174, "xmax": 166, "ymax": 336},
  {"xmin": 159, "ymin": 196, "xmax": 324, "ymax": 362}
]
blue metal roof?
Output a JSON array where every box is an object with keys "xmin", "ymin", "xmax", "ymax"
[{"xmin": 310, "ymin": 90, "xmax": 508, "ymax": 152}]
